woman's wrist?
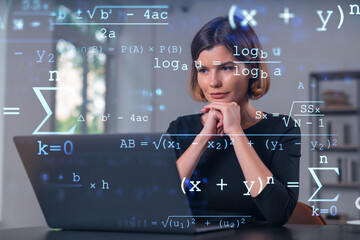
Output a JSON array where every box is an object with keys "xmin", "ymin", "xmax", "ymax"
[
  {"xmin": 196, "ymin": 131, "xmax": 211, "ymax": 143},
  {"xmin": 226, "ymin": 127, "xmax": 244, "ymax": 136}
]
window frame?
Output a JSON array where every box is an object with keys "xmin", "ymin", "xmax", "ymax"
[{"xmin": 53, "ymin": 25, "xmax": 115, "ymax": 134}]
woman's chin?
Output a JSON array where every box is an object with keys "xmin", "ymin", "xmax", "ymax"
[{"xmin": 209, "ymin": 98, "xmax": 232, "ymax": 103}]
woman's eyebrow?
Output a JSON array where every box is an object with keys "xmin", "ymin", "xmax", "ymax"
[
  {"xmin": 198, "ymin": 61, "xmax": 235, "ymax": 68},
  {"xmin": 197, "ymin": 65, "xmax": 208, "ymax": 68},
  {"xmin": 214, "ymin": 61, "xmax": 235, "ymax": 66}
]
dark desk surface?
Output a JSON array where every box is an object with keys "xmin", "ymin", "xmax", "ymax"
[{"xmin": 1, "ymin": 224, "xmax": 360, "ymax": 240}]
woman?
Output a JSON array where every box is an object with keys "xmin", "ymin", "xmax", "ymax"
[{"xmin": 167, "ymin": 16, "xmax": 301, "ymax": 226}]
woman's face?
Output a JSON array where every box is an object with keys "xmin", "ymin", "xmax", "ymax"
[{"xmin": 196, "ymin": 45, "xmax": 249, "ymax": 104}]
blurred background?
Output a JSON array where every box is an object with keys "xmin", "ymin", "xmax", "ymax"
[{"xmin": 0, "ymin": 0, "xmax": 360, "ymax": 228}]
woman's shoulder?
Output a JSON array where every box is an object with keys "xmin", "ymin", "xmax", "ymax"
[
  {"xmin": 167, "ymin": 113, "xmax": 202, "ymax": 134},
  {"xmin": 256, "ymin": 112, "xmax": 300, "ymax": 134},
  {"xmin": 174, "ymin": 113, "xmax": 202, "ymax": 122}
]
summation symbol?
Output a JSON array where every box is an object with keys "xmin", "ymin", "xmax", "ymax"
[
  {"xmin": 33, "ymin": 87, "xmax": 77, "ymax": 135},
  {"xmin": 308, "ymin": 156, "xmax": 340, "ymax": 202},
  {"xmin": 309, "ymin": 155, "xmax": 340, "ymax": 217},
  {"xmin": 8, "ymin": 50, "xmax": 77, "ymax": 134}
]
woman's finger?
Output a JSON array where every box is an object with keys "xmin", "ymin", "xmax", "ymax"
[{"xmin": 201, "ymin": 107, "xmax": 209, "ymax": 113}]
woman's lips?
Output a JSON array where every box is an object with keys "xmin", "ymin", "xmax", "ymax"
[{"xmin": 210, "ymin": 92, "xmax": 229, "ymax": 99}]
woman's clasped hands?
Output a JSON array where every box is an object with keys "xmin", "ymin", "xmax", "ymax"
[{"xmin": 200, "ymin": 102, "xmax": 243, "ymax": 139}]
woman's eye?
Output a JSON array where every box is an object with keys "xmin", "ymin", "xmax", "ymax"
[
  {"xmin": 198, "ymin": 68, "xmax": 207, "ymax": 73},
  {"xmin": 222, "ymin": 66, "xmax": 234, "ymax": 71}
]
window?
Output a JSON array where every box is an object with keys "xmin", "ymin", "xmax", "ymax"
[{"xmin": 54, "ymin": 4, "xmax": 112, "ymax": 134}]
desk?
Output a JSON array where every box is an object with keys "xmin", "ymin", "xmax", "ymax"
[{"xmin": 0, "ymin": 225, "xmax": 359, "ymax": 239}]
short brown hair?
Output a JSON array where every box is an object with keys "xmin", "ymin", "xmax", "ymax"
[{"xmin": 189, "ymin": 16, "xmax": 270, "ymax": 101}]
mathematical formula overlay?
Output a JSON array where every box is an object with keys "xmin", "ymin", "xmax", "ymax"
[{"xmin": 3, "ymin": 0, "xmax": 360, "ymax": 229}]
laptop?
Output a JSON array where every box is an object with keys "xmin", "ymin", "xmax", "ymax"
[{"xmin": 14, "ymin": 133, "xmax": 242, "ymax": 233}]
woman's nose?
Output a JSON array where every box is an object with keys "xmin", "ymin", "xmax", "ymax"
[{"xmin": 209, "ymin": 71, "xmax": 222, "ymax": 88}]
